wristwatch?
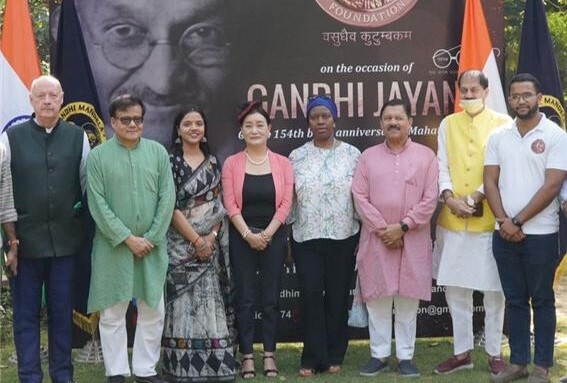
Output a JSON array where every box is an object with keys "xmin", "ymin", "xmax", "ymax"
[
  {"xmin": 399, "ymin": 221, "xmax": 409, "ymax": 233},
  {"xmin": 511, "ymin": 217, "xmax": 523, "ymax": 227}
]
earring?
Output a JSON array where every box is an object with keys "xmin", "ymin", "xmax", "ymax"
[
  {"xmin": 201, "ymin": 137, "xmax": 208, "ymax": 142},
  {"xmin": 268, "ymin": 132, "xmax": 272, "ymax": 138},
  {"xmin": 175, "ymin": 136, "xmax": 181, "ymax": 144}
]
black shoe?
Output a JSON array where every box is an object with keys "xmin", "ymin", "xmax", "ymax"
[
  {"xmin": 134, "ymin": 375, "xmax": 168, "ymax": 383},
  {"xmin": 107, "ymin": 376, "xmax": 126, "ymax": 383},
  {"xmin": 360, "ymin": 357, "xmax": 389, "ymax": 376},
  {"xmin": 398, "ymin": 360, "xmax": 421, "ymax": 378}
]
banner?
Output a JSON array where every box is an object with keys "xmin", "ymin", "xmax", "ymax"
[
  {"xmin": 50, "ymin": 0, "xmax": 505, "ymax": 340},
  {"xmin": 0, "ymin": 0, "xmax": 41, "ymax": 131},
  {"xmin": 53, "ymin": 0, "xmax": 106, "ymax": 147},
  {"xmin": 456, "ymin": 0, "xmax": 507, "ymax": 114}
]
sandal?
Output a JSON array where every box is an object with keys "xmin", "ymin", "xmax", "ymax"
[
  {"xmin": 263, "ymin": 354, "xmax": 279, "ymax": 378},
  {"xmin": 328, "ymin": 365, "xmax": 341, "ymax": 374},
  {"xmin": 240, "ymin": 356, "xmax": 256, "ymax": 379},
  {"xmin": 299, "ymin": 367, "xmax": 316, "ymax": 377}
]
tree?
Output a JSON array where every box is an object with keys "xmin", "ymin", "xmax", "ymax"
[{"xmin": 504, "ymin": 0, "xmax": 567, "ymax": 99}]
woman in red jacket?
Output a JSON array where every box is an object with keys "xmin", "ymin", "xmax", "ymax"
[{"xmin": 222, "ymin": 101, "xmax": 294, "ymax": 379}]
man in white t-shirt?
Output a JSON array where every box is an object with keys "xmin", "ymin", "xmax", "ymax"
[{"xmin": 484, "ymin": 73, "xmax": 567, "ymax": 383}]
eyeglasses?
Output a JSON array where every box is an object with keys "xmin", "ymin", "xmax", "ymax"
[
  {"xmin": 117, "ymin": 116, "xmax": 144, "ymax": 125},
  {"xmin": 95, "ymin": 22, "xmax": 230, "ymax": 70},
  {"xmin": 508, "ymin": 92, "xmax": 537, "ymax": 102}
]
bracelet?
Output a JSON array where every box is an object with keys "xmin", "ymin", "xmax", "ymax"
[
  {"xmin": 441, "ymin": 189, "xmax": 453, "ymax": 203},
  {"xmin": 212, "ymin": 230, "xmax": 218, "ymax": 238},
  {"xmin": 242, "ymin": 229, "xmax": 252, "ymax": 239},
  {"xmin": 191, "ymin": 236, "xmax": 201, "ymax": 246}
]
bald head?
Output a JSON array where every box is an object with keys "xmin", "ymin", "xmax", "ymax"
[
  {"xmin": 29, "ymin": 75, "xmax": 64, "ymax": 128},
  {"xmin": 458, "ymin": 70, "xmax": 488, "ymax": 89},
  {"xmin": 30, "ymin": 75, "xmax": 63, "ymax": 94}
]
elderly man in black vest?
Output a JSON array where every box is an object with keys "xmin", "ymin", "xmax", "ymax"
[{"xmin": 1, "ymin": 75, "xmax": 90, "ymax": 383}]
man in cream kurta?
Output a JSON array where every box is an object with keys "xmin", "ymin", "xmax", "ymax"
[
  {"xmin": 433, "ymin": 70, "xmax": 511, "ymax": 377},
  {"xmin": 87, "ymin": 95, "xmax": 175, "ymax": 383},
  {"xmin": 352, "ymin": 99, "xmax": 438, "ymax": 378}
]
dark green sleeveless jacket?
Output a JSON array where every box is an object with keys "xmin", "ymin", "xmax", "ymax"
[{"xmin": 7, "ymin": 119, "xmax": 85, "ymax": 258}]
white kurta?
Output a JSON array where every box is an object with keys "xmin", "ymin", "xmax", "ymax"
[{"xmin": 433, "ymin": 227, "xmax": 502, "ymax": 291}]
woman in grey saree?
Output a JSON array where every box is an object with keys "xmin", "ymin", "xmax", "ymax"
[{"xmin": 162, "ymin": 107, "xmax": 236, "ymax": 383}]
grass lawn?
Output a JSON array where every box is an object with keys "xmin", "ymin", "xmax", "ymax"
[
  {"xmin": 2, "ymin": 333, "xmax": 567, "ymax": 383},
  {"xmin": 3, "ymin": 281, "xmax": 567, "ymax": 382}
]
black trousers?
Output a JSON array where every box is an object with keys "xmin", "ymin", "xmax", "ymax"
[
  {"xmin": 293, "ymin": 233, "xmax": 358, "ymax": 371},
  {"xmin": 229, "ymin": 225, "xmax": 286, "ymax": 354}
]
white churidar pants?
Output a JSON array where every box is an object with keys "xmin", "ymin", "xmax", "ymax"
[
  {"xmin": 99, "ymin": 296, "xmax": 165, "ymax": 377},
  {"xmin": 367, "ymin": 295, "xmax": 419, "ymax": 360},
  {"xmin": 445, "ymin": 285, "xmax": 505, "ymax": 357}
]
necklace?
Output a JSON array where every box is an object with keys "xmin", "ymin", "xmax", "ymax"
[
  {"xmin": 314, "ymin": 137, "xmax": 337, "ymax": 149},
  {"xmin": 245, "ymin": 150, "xmax": 269, "ymax": 165}
]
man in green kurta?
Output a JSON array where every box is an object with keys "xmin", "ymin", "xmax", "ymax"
[{"xmin": 87, "ymin": 95, "xmax": 175, "ymax": 383}]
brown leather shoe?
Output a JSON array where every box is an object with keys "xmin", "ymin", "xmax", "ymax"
[
  {"xmin": 528, "ymin": 367, "xmax": 550, "ymax": 383},
  {"xmin": 491, "ymin": 364, "xmax": 528, "ymax": 383}
]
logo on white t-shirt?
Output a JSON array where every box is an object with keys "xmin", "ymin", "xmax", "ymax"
[{"xmin": 531, "ymin": 139, "xmax": 545, "ymax": 154}]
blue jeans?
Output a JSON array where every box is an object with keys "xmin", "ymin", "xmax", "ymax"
[
  {"xmin": 492, "ymin": 232, "xmax": 559, "ymax": 367},
  {"xmin": 11, "ymin": 256, "xmax": 76, "ymax": 383}
]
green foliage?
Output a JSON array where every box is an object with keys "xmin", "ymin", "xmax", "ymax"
[
  {"xmin": 1, "ymin": 339, "xmax": 567, "ymax": 383},
  {"xmin": 0, "ymin": 281, "xmax": 13, "ymax": 345},
  {"xmin": 504, "ymin": 0, "xmax": 567, "ymax": 100}
]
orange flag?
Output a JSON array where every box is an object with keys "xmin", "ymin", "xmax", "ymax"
[
  {"xmin": 456, "ymin": 0, "xmax": 507, "ymax": 114},
  {"xmin": 1, "ymin": 0, "xmax": 41, "ymax": 131}
]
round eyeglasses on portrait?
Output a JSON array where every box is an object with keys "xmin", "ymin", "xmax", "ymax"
[{"xmin": 95, "ymin": 22, "xmax": 230, "ymax": 70}]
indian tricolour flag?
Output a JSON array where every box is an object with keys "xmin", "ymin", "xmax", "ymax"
[
  {"xmin": 0, "ymin": 0, "xmax": 41, "ymax": 132},
  {"xmin": 456, "ymin": 0, "xmax": 507, "ymax": 114}
]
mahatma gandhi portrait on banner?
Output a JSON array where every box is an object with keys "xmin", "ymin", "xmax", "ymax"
[{"xmin": 73, "ymin": 0, "xmax": 232, "ymax": 151}]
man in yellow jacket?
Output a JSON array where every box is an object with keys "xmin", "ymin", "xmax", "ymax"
[{"xmin": 433, "ymin": 70, "xmax": 511, "ymax": 378}]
